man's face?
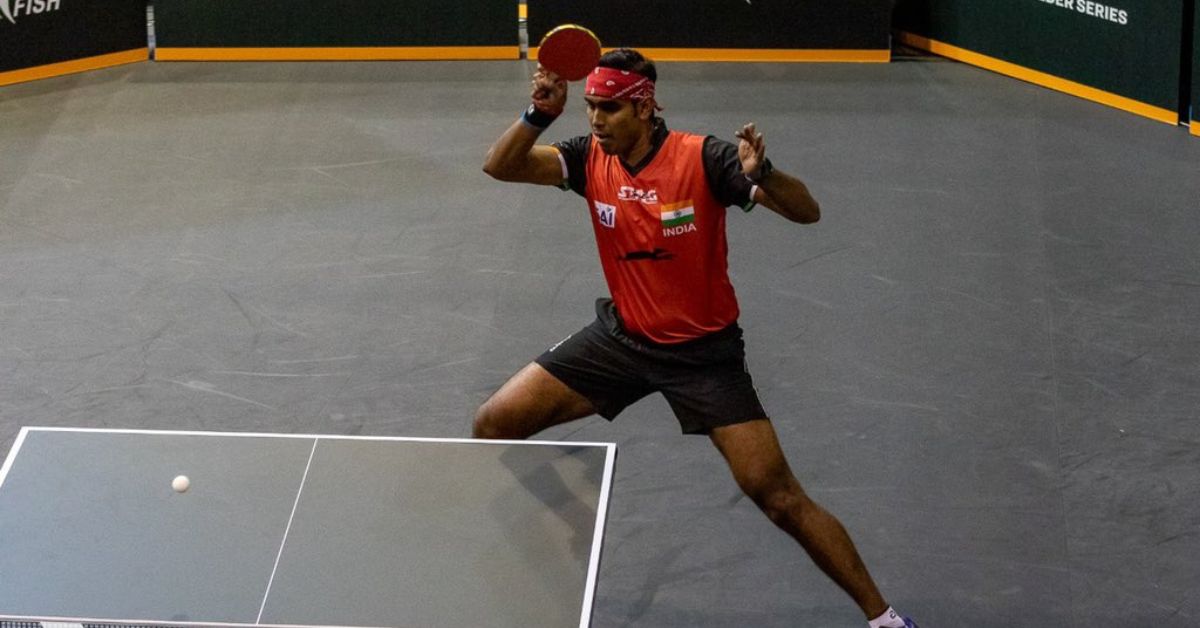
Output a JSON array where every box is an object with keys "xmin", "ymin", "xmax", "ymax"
[{"xmin": 584, "ymin": 95, "xmax": 652, "ymax": 156}]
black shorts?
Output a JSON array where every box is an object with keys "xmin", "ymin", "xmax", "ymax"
[{"xmin": 535, "ymin": 299, "xmax": 768, "ymax": 435}]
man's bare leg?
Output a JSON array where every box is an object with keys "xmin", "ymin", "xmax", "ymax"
[
  {"xmin": 710, "ymin": 418, "xmax": 889, "ymax": 619},
  {"xmin": 473, "ymin": 362, "xmax": 597, "ymax": 440}
]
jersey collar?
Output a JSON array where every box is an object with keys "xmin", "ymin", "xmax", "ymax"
[{"xmin": 620, "ymin": 119, "xmax": 670, "ymax": 177}]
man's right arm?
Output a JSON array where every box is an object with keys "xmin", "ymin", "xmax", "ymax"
[
  {"xmin": 482, "ymin": 68, "xmax": 568, "ymax": 186},
  {"xmin": 482, "ymin": 121, "xmax": 565, "ymax": 185}
]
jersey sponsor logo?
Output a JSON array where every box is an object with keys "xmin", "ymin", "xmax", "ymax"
[
  {"xmin": 0, "ymin": 0, "xmax": 61, "ymax": 24},
  {"xmin": 619, "ymin": 248, "xmax": 674, "ymax": 262},
  {"xmin": 660, "ymin": 200, "xmax": 697, "ymax": 237},
  {"xmin": 594, "ymin": 201, "xmax": 616, "ymax": 229},
  {"xmin": 617, "ymin": 186, "xmax": 659, "ymax": 204}
]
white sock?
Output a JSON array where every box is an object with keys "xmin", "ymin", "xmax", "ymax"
[{"xmin": 868, "ymin": 606, "xmax": 906, "ymax": 628}]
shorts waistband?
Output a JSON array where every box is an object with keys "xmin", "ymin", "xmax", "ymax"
[{"xmin": 594, "ymin": 298, "xmax": 742, "ymax": 353}]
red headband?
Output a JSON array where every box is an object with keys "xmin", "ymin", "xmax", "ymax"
[{"xmin": 585, "ymin": 67, "xmax": 656, "ymax": 103}]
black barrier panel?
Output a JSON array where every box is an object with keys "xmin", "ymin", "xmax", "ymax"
[
  {"xmin": 895, "ymin": 0, "xmax": 1182, "ymax": 115},
  {"xmin": 154, "ymin": 0, "xmax": 514, "ymax": 48},
  {"xmin": 1193, "ymin": 0, "xmax": 1199, "ymax": 130},
  {"xmin": 528, "ymin": 0, "xmax": 892, "ymax": 51},
  {"xmin": 0, "ymin": 0, "xmax": 146, "ymax": 73}
]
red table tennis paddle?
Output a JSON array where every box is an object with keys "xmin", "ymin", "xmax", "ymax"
[{"xmin": 535, "ymin": 24, "xmax": 602, "ymax": 82}]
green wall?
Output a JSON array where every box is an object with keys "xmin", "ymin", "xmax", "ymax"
[{"xmin": 896, "ymin": 0, "xmax": 1184, "ymax": 115}]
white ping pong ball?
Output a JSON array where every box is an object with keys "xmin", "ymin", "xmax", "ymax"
[{"xmin": 172, "ymin": 475, "xmax": 190, "ymax": 493}]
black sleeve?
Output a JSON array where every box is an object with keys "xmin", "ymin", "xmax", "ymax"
[
  {"xmin": 552, "ymin": 135, "xmax": 592, "ymax": 197},
  {"xmin": 702, "ymin": 136, "xmax": 757, "ymax": 211}
]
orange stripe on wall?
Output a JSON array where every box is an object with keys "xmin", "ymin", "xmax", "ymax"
[
  {"xmin": 155, "ymin": 47, "xmax": 519, "ymax": 61},
  {"xmin": 0, "ymin": 49, "xmax": 148, "ymax": 88},
  {"xmin": 897, "ymin": 32, "xmax": 1177, "ymax": 126},
  {"xmin": 530, "ymin": 47, "xmax": 889, "ymax": 63}
]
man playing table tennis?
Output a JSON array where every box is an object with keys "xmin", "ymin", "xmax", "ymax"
[{"xmin": 480, "ymin": 48, "xmax": 918, "ymax": 628}]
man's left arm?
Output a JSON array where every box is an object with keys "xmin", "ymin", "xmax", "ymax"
[{"xmin": 736, "ymin": 123, "xmax": 820, "ymax": 224}]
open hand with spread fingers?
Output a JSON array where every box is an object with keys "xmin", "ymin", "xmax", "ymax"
[{"xmin": 735, "ymin": 122, "xmax": 768, "ymax": 181}]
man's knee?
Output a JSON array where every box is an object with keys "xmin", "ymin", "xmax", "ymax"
[
  {"xmin": 740, "ymin": 470, "xmax": 808, "ymax": 521},
  {"xmin": 472, "ymin": 400, "xmax": 510, "ymax": 440}
]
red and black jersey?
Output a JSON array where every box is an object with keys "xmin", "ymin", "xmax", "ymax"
[{"xmin": 554, "ymin": 123, "xmax": 757, "ymax": 344}]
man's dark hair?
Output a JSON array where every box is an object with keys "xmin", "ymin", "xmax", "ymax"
[{"xmin": 598, "ymin": 48, "xmax": 657, "ymax": 82}]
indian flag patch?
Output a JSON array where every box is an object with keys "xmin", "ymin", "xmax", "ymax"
[{"xmin": 660, "ymin": 201, "xmax": 695, "ymax": 228}]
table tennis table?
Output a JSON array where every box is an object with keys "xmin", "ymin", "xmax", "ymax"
[{"xmin": 0, "ymin": 427, "xmax": 616, "ymax": 628}]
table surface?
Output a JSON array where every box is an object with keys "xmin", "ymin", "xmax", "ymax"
[{"xmin": 0, "ymin": 427, "xmax": 616, "ymax": 628}]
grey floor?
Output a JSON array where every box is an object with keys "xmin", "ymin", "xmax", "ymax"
[{"xmin": 1, "ymin": 57, "xmax": 1198, "ymax": 628}]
